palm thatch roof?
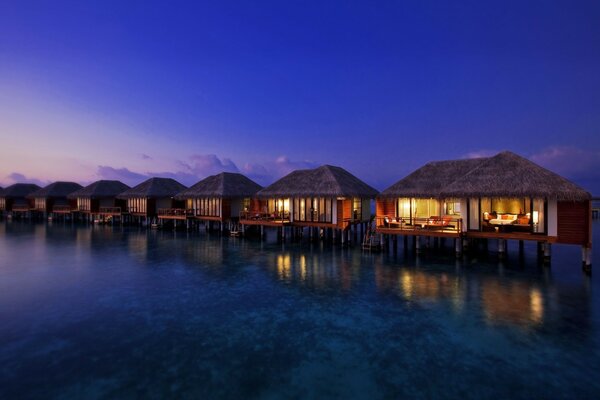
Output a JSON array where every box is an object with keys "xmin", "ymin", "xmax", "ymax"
[
  {"xmin": 68, "ymin": 180, "xmax": 131, "ymax": 199},
  {"xmin": 1, "ymin": 183, "xmax": 42, "ymax": 198},
  {"xmin": 379, "ymin": 151, "xmax": 590, "ymax": 201},
  {"xmin": 379, "ymin": 158, "xmax": 487, "ymax": 198},
  {"xmin": 174, "ymin": 172, "xmax": 262, "ymax": 199},
  {"xmin": 257, "ymin": 165, "xmax": 378, "ymax": 198},
  {"xmin": 440, "ymin": 151, "xmax": 590, "ymax": 201},
  {"xmin": 27, "ymin": 182, "xmax": 83, "ymax": 199},
  {"xmin": 116, "ymin": 177, "xmax": 187, "ymax": 199}
]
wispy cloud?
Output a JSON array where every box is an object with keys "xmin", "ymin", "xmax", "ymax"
[
  {"xmin": 94, "ymin": 154, "xmax": 319, "ymax": 188},
  {"xmin": 463, "ymin": 149, "xmax": 499, "ymax": 159},
  {"xmin": 140, "ymin": 154, "xmax": 152, "ymax": 160},
  {"xmin": 96, "ymin": 166, "xmax": 148, "ymax": 186}
]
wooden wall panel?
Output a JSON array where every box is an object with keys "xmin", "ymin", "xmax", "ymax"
[
  {"xmin": 557, "ymin": 200, "xmax": 590, "ymax": 246},
  {"xmin": 222, "ymin": 198, "xmax": 231, "ymax": 220},
  {"xmin": 376, "ymin": 199, "xmax": 396, "ymax": 218}
]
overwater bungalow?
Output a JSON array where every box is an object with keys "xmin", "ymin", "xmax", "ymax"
[
  {"xmin": 0, "ymin": 183, "xmax": 41, "ymax": 217},
  {"xmin": 116, "ymin": 177, "xmax": 187, "ymax": 225},
  {"xmin": 67, "ymin": 180, "xmax": 131, "ymax": 222},
  {"xmin": 163, "ymin": 172, "xmax": 262, "ymax": 231},
  {"xmin": 241, "ymin": 165, "xmax": 378, "ymax": 241},
  {"xmin": 377, "ymin": 151, "xmax": 592, "ymax": 266},
  {"xmin": 27, "ymin": 181, "xmax": 82, "ymax": 219}
]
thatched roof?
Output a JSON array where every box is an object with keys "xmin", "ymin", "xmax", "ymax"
[
  {"xmin": 379, "ymin": 158, "xmax": 487, "ymax": 198},
  {"xmin": 175, "ymin": 172, "xmax": 262, "ymax": 199},
  {"xmin": 257, "ymin": 165, "xmax": 378, "ymax": 198},
  {"xmin": 440, "ymin": 151, "xmax": 591, "ymax": 201},
  {"xmin": 28, "ymin": 181, "xmax": 83, "ymax": 199},
  {"xmin": 1, "ymin": 183, "xmax": 42, "ymax": 198},
  {"xmin": 379, "ymin": 151, "xmax": 591, "ymax": 201},
  {"xmin": 116, "ymin": 177, "xmax": 187, "ymax": 199},
  {"xmin": 68, "ymin": 180, "xmax": 131, "ymax": 199}
]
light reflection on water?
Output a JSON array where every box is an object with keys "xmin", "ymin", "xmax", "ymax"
[{"xmin": 0, "ymin": 220, "xmax": 599, "ymax": 399}]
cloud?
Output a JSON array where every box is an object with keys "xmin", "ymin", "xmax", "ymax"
[
  {"xmin": 463, "ymin": 149, "xmax": 499, "ymax": 159},
  {"xmin": 2, "ymin": 172, "xmax": 48, "ymax": 187},
  {"xmin": 96, "ymin": 166, "xmax": 148, "ymax": 186},
  {"xmin": 239, "ymin": 156, "xmax": 318, "ymax": 185},
  {"xmin": 179, "ymin": 154, "xmax": 240, "ymax": 177},
  {"xmin": 529, "ymin": 146, "xmax": 600, "ymax": 179},
  {"xmin": 529, "ymin": 146, "xmax": 600, "ymax": 193},
  {"xmin": 140, "ymin": 154, "xmax": 152, "ymax": 160},
  {"xmin": 94, "ymin": 154, "xmax": 321, "ymax": 189}
]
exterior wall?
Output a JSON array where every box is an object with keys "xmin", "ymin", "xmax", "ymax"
[
  {"xmin": 155, "ymin": 198, "xmax": 172, "ymax": 215},
  {"xmin": 229, "ymin": 198, "xmax": 243, "ymax": 219},
  {"xmin": 361, "ymin": 199, "xmax": 371, "ymax": 221},
  {"xmin": 99, "ymin": 198, "xmax": 114, "ymax": 208},
  {"xmin": 557, "ymin": 200, "xmax": 590, "ymax": 245},
  {"xmin": 375, "ymin": 198, "xmax": 396, "ymax": 219},
  {"xmin": 547, "ymin": 198, "xmax": 557, "ymax": 237},
  {"xmin": 332, "ymin": 200, "xmax": 337, "ymax": 225},
  {"xmin": 459, "ymin": 199, "xmax": 468, "ymax": 220},
  {"xmin": 222, "ymin": 198, "xmax": 232, "ymax": 219},
  {"xmin": 336, "ymin": 199, "xmax": 344, "ymax": 228}
]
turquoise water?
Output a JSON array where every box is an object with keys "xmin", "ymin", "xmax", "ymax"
[{"xmin": 0, "ymin": 221, "xmax": 599, "ymax": 399}]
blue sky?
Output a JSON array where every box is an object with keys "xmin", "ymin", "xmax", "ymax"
[{"xmin": 1, "ymin": 1, "xmax": 599, "ymax": 193}]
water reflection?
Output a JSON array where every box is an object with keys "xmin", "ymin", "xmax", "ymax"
[
  {"xmin": 481, "ymin": 281, "xmax": 545, "ymax": 326},
  {"xmin": 0, "ymin": 221, "xmax": 596, "ymax": 336}
]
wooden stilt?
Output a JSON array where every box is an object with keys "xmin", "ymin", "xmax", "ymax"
[
  {"xmin": 543, "ymin": 242, "xmax": 552, "ymax": 264},
  {"xmin": 455, "ymin": 238, "xmax": 462, "ymax": 257},
  {"xmin": 498, "ymin": 239, "xmax": 506, "ymax": 259}
]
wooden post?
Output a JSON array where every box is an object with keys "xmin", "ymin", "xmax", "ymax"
[
  {"xmin": 543, "ymin": 242, "xmax": 552, "ymax": 263},
  {"xmin": 455, "ymin": 238, "xmax": 462, "ymax": 257},
  {"xmin": 415, "ymin": 236, "xmax": 421, "ymax": 253},
  {"xmin": 498, "ymin": 239, "xmax": 506, "ymax": 259},
  {"xmin": 584, "ymin": 246, "xmax": 592, "ymax": 272}
]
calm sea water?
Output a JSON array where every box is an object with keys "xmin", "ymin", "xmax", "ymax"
[{"xmin": 0, "ymin": 221, "xmax": 599, "ymax": 399}]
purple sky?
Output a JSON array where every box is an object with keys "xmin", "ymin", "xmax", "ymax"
[{"xmin": 1, "ymin": 1, "xmax": 599, "ymax": 193}]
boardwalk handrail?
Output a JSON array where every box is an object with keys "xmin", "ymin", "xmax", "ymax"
[{"xmin": 376, "ymin": 215, "xmax": 463, "ymax": 234}]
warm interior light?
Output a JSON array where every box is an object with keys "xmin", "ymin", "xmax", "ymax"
[{"xmin": 532, "ymin": 211, "xmax": 539, "ymax": 224}]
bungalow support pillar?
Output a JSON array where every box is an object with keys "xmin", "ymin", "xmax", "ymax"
[
  {"xmin": 583, "ymin": 246, "xmax": 592, "ymax": 272},
  {"xmin": 498, "ymin": 239, "xmax": 506, "ymax": 259},
  {"xmin": 415, "ymin": 236, "xmax": 421, "ymax": 253},
  {"xmin": 455, "ymin": 238, "xmax": 462, "ymax": 257},
  {"xmin": 543, "ymin": 242, "xmax": 552, "ymax": 263}
]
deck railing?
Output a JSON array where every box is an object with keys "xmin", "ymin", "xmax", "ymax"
[
  {"xmin": 99, "ymin": 207, "xmax": 122, "ymax": 215},
  {"xmin": 12, "ymin": 205, "xmax": 31, "ymax": 212},
  {"xmin": 52, "ymin": 205, "xmax": 73, "ymax": 213},
  {"xmin": 158, "ymin": 208, "xmax": 191, "ymax": 217},
  {"xmin": 239, "ymin": 211, "xmax": 290, "ymax": 223},
  {"xmin": 376, "ymin": 216, "xmax": 463, "ymax": 234}
]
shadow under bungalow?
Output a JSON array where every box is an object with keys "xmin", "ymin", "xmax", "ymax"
[{"xmin": 376, "ymin": 151, "xmax": 592, "ymax": 269}]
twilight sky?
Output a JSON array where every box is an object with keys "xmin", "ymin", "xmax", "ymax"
[{"xmin": 1, "ymin": 1, "xmax": 599, "ymax": 193}]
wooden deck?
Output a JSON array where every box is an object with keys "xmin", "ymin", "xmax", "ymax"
[
  {"xmin": 465, "ymin": 231, "xmax": 557, "ymax": 243},
  {"xmin": 376, "ymin": 226, "xmax": 461, "ymax": 238},
  {"xmin": 240, "ymin": 219, "xmax": 290, "ymax": 227}
]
